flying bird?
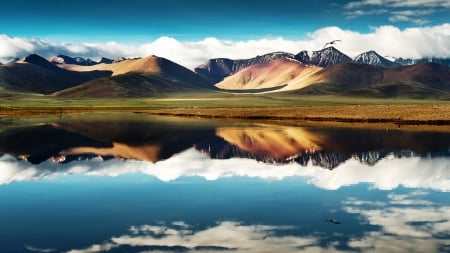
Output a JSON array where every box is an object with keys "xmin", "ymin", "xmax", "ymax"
[{"xmin": 323, "ymin": 40, "xmax": 341, "ymax": 48}]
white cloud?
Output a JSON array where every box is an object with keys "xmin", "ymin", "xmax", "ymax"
[
  {"xmin": 388, "ymin": 15, "xmax": 430, "ymax": 25},
  {"xmin": 1, "ymin": 148, "xmax": 449, "ymax": 191},
  {"xmin": 344, "ymin": 9, "xmax": 388, "ymax": 18},
  {"xmin": 1, "ymin": 23, "xmax": 450, "ymax": 68},
  {"xmin": 346, "ymin": 0, "xmax": 450, "ymax": 9}
]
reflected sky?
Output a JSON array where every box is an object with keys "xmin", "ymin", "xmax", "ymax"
[
  {"xmin": 0, "ymin": 115, "xmax": 449, "ymax": 252},
  {"xmin": 1, "ymin": 174, "xmax": 448, "ymax": 252}
]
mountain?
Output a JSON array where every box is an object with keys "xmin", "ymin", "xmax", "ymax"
[
  {"xmin": 395, "ymin": 57, "xmax": 450, "ymax": 67},
  {"xmin": 215, "ymin": 58, "xmax": 323, "ymax": 91},
  {"xmin": 307, "ymin": 47, "xmax": 353, "ymax": 67},
  {"xmin": 394, "ymin": 57, "xmax": 418, "ymax": 65},
  {"xmin": 0, "ymin": 54, "xmax": 111, "ymax": 94},
  {"xmin": 294, "ymin": 62, "xmax": 450, "ymax": 98},
  {"xmin": 54, "ymin": 55, "xmax": 214, "ymax": 98},
  {"xmin": 48, "ymin": 55, "xmax": 97, "ymax": 66},
  {"xmin": 97, "ymin": 57, "xmax": 113, "ymax": 64},
  {"xmin": 195, "ymin": 52, "xmax": 295, "ymax": 83},
  {"xmin": 354, "ymin": 50, "xmax": 398, "ymax": 67},
  {"xmin": 195, "ymin": 47, "xmax": 353, "ymax": 83}
]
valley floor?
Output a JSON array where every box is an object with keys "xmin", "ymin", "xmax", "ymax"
[
  {"xmin": 148, "ymin": 104, "xmax": 450, "ymax": 125},
  {"xmin": 1, "ymin": 94, "xmax": 450, "ymax": 127},
  {"xmin": 2, "ymin": 104, "xmax": 450, "ymax": 127}
]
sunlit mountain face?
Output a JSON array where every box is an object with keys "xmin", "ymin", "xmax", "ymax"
[{"xmin": 0, "ymin": 114, "xmax": 449, "ymax": 252}]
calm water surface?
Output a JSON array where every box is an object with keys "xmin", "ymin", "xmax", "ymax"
[{"xmin": 0, "ymin": 114, "xmax": 449, "ymax": 252}]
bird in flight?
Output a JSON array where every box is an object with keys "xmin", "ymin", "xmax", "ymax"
[{"xmin": 323, "ymin": 40, "xmax": 341, "ymax": 48}]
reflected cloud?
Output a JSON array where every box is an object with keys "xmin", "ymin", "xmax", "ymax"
[
  {"xmin": 343, "ymin": 191, "xmax": 450, "ymax": 253},
  {"xmin": 1, "ymin": 148, "xmax": 449, "ymax": 191},
  {"xmin": 65, "ymin": 191, "xmax": 450, "ymax": 253},
  {"xmin": 67, "ymin": 221, "xmax": 330, "ymax": 253},
  {"xmin": 25, "ymin": 246, "xmax": 56, "ymax": 253}
]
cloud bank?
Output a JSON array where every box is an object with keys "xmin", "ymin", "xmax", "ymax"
[{"xmin": 0, "ymin": 24, "xmax": 449, "ymax": 68}]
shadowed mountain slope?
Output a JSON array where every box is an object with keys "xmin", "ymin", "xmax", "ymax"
[
  {"xmin": 294, "ymin": 62, "xmax": 450, "ymax": 98},
  {"xmin": 54, "ymin": 56, "xmax": 214, "ymax": 98},
  {"xmin": 0, "ymin": 54, "xmax": 111, "ymax": 94}
]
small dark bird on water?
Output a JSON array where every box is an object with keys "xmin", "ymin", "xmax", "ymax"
[
  {"xmin": 323, "ymin": 40, "xmax": 341, "ymax": 48},
  {"xmin": 325, "ymin": 219, "xmax": 341, "ymax": 224}
]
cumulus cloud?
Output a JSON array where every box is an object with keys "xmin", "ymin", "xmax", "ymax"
[{"xmin": 0, "ymin": 23, "xmax": 450, "ymax": 68}]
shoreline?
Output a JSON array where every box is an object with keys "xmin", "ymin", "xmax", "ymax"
[
  {"xmin": 2, "ymin": 104, "xmax": 450, "ymax": 126},
  {"xmin": 147, "ymin": 104, "xmax": 450, "ymax": 126}
]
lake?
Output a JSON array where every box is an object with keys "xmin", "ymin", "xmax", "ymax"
[{"xmin": 0, "ymin": 114, "xmax": 449, "ymax": 252}]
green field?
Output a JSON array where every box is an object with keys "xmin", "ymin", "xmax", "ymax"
[{"xmin": 1, "ymin": 89, "xmax": 449, "ymax": 112}]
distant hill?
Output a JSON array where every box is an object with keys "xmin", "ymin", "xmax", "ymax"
[
  {"xmin": 97, "ymin": 57, "xmax": 114, "ymax": 64},
  {"xmin": 48, "ymin": 55, "xmax": 97, "ymax": 66},
  {"xmin": 395, "ymin": 57, "xmax": 450, "ymax": 67},
  {"xmin": 54, "ymin": 55, "xmax": 214, "ymax": 98},
  {"xmin": 293, "ymin": 62, "xmax": 450, "ymax": 99},
  {"xmin": 0, "ymin": 54, "xmax": 111, "ymax": 94}
]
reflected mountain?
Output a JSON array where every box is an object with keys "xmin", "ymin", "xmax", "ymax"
[
  {"xmin": 0, "ymin": 116, "xmax": 450, "ymax": 169},
  {"xmin": 215, "ymin": 126, "xmax": 324, "ymax": 159},
  {"xmin": 197, "ymin": 126, "xmax": 450, "ymax": 169},
  {"xmin": 0, "ymin": 117, "xmax": 217, "ymax": 164}
]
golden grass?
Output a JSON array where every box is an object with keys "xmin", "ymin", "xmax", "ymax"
[{"xmin": 148, "ymin": 104, "xmax": 450, "ymax": 125}]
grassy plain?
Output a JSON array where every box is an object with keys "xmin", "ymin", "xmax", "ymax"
[{"xmin": 1, "ymin": 91, "xmax": 450, "ymax": 126}]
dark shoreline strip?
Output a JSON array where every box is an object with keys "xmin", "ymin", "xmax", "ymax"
[{"xmin": 148, "ymin": 112, "xmax": 450, "ymax": 125}]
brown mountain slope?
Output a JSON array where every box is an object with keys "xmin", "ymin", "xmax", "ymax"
[
  {"xmin": 215, "ymin": 58, "xmax": 323, "ymax": 91},
  {"xmin": 54, "ymin": 56, "xmax": 213, "ymax": 98},
  {"xmin": 295, "ymin": 62, "xmax": 450, "ymax": 98},
  {"xmin": 0, "ymin": 54, "xmax": 111, "ymax": 94},
  {"xmin": 60, "ymin": 57, "xmax": 160, "ymax": 75}
]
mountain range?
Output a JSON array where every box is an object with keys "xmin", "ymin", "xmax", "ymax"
[{"xmin": 0, "ymin": 47, "xmax": 449, "ymax": 99}]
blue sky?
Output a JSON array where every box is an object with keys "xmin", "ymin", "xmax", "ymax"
[
  {"xmin": 1, "ymin": 0, "xmax": 448, "ymax": 42},
  {"xmin": 0, "ymin": 0, "xmax": 449, "ymax": 67}
]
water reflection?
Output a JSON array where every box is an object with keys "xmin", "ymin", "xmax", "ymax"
[
  {"xmin": 59, "ymin": 191, "xmax": 450, "ymax": 253},
  {"xmin": 1, "ymin": 116, "xmax": 449, "ymax": 169},
  {"xmin": 0, "ymin": 115, "xmax": 449, "ymax": 252},
  {"xmin": 1, "ymin": 148, "xmax": 449, "ymax": 191}
]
